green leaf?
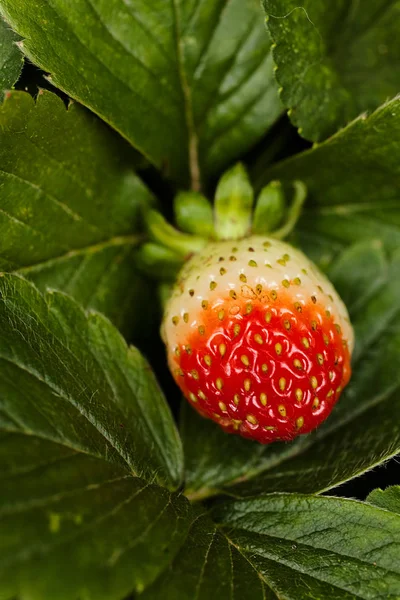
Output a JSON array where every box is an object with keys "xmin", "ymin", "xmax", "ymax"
[
  {"xmin": 146, "ymin": 493, "xmax": 400, "ymax": 599},
  {"xmin": 367, "ymin": 486, "xmax": 400, "ymax": 515},
  {"xmin": 0, "ymin": 89, "xmax": 155, "ymax": 335},
  {"xmin": 263, "ymin": 0, "xmax": 400, "ymax": 141},
  {"xmin": 182, "ymin": 397, "xmax": 309, "ymax": 501},
  {"xmin": 0, "ymin": 273, "xmax": 183, "ymax": 489},
  {"xmin": 141, "ymin": 512, "xmax": 267, "ymax": 600},
  {"xmin": 256, "ymin": 97, "xmax": 400, "ymax": 269},
  {"xmin": 211, "ymin": 493, "xmax": 400, "ymax": 599},
  {"xmin": 0, "ymin": 434, "xmax": 191, "ymax": 599},
  {"xmin": 182, "ymin": 242, "xmax": 400, "ymax": 499},
  {"xmin": 19, "ymin": 241, "xmax": 157, "ymax": 338},
  {"xmin": 0, "ymin": 0, "xmax": 281, "ymax": 188},
  {"xmin": 0, "ymin": 16, "xmax": 23, "ymax": 96},
  {"xmin": 327, "ymin": 240, "xmax": 388, "ymax": 316}
]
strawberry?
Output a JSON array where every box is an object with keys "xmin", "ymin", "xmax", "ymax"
[
  {"xmin": 138, "ymin": 166, "xmax": 354, "ymax": 443},
  {"xmin": 162, "ymin": 235, "xmax": 354, "ymax": 443}
]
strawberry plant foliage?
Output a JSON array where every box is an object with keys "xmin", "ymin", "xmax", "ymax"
[
  {"xmin": 0, "ymin": 89, "xmax": 155, "ymax": 336},
  {"xmin": 0, "ymin": 0, "xmax": 281, "ymax": 187},
  {"xmin": 144, "ymin": 495, "xmax": 400, "ymax": 599},
  {"xmin": 0, "ymin": 274, "xmax": 183, "ymax": 487},
  {"xmin": 256, "ymin": 97, "xmax": 400, "ymax": 267},
  {"xmin": 1, "ymin": 442, "xmax": 191, "ymax": 600},
  {"xmin": 0, "ymin": 1, "xmax": 400, "ymax": 599},
  {"xmin": 263, "ymin": 0, "xmax": 400, "ymax": 141},
  {"xmin": 367, "ymin": 485, "xmax": 400, "ymax": 514},
  {"xmin": 0, "ymin": 16, "xmax": 23, "ymax": 95}
]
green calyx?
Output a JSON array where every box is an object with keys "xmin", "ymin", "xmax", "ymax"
[
  {"xmin": 214, "ymin": 163, "xmax": 254, "ymax": 240},
  {"xmin": 136, "ymin": 164, "xmax": 307, "ymax": 282}
]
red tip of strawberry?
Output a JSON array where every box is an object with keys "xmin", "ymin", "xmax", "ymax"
[{"xmin": 162, "ymin": 236, "xmax": 353, "ymax": 443}]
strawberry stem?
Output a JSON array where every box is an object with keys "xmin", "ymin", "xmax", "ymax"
[{"xmin": 145, "ymin": 209, "xmax": 207, "ymax": 257}]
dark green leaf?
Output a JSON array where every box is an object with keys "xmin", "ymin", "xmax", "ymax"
[
  {"xmin": 263, "ymin": 0, "xmax": 400, "ymax": 141},
  {"xmin": 146, "ymin": 492, "xmax": 400, "ymax": 599},
  {"xmin": 182, "ymin": 400, "xmax": 307, "ymax": 501},
  {"xmin": 367, "ymin": 486, "xmax": 400, "ymax": 515},
  {"xmin": 0, "ymin": 89, "xmax": 155, "ymax": 335},
  {"xmin": 182, "ymin": 242, "xmax": 400, "ymax": 498},
  {"xmin": 142, "ymin": 512, "xmax": 268, "ymax": 600},
  {"xmin": 327, "ymin": 240, "xmax": 388, "ymax": 316},
  {"xmin": 0, "ymin": 16, "xmax": 23, "ymax": 95},
  {"xmin": 0, "ymin": 273, "xmax": 183, "ymax": 489},
  {"xmin": 19, "ymin": 241, "xmax": 157, "ymax": 339},
  {"xmin": 212, "ymin": 493, "xmax": 400, "ymax": 599},
  {"xmin": 255, "ymin": 97, "xmax": 400, "ymax": 269},
  {"xmin": 0, "ymin": 0, "xmax": 281, "ymax": 187},
  {"xmin": 0, "ymin": 433, "xmax": 191, "ymax": 599}
]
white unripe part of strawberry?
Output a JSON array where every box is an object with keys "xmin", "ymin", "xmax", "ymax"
[{"xmin": 162, "ymin": 236, "xmax": 354, "ymax": 353}]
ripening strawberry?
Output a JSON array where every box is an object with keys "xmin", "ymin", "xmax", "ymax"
[
  {"xmin": 139, "ymin": 165, "xmax": 354, "ymax": 444},
  {"xmin": 162, "ymin": 236, "xmax": 354, "ymax": 443}
]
